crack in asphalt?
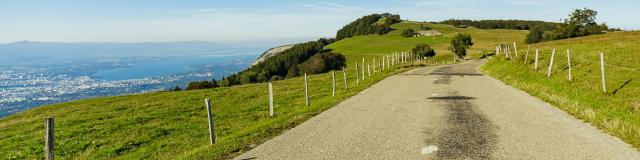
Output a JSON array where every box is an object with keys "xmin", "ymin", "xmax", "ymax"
[
  {"xmin": 431, "ymin": 96, "xmax": 497, "ymax": 160},
  {"xmin": 428, "ymin": 64, "xmax": 497, "ymax": 159}
]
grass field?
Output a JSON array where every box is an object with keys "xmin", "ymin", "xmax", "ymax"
[
  {"xmin": 0, "ymin": 57, "xmax": 427, "ymax": 159},
  {"xmin": 2, "ymin": 21, "xmax": 473, "ymax": 159},
  {"xmin": 8, "ymin": 20, "xmax": 624, "ymax": 159},
  {"xmin": 326, "ymin": 22, "xmax": 528, "ymax": 60},
  {"xmin": 482, "ymin": 31, "xmax": 640, "ymax": 148}
]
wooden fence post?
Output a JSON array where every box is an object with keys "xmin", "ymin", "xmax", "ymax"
[
  {"xmin": 382, "ymin": 56, "xmax": 385, "ymax": 71},
  {"xmin": 547, "ymin": 49, "xmax": 556, "ymax": 77},
  {"xmin": 305, "ymin": 73, "xmax": 309, "ymax": 106},
  {"xmin": 368, "ymin": 63, "xmax": 371, "ymax": 76},
  {"xmin": 355, "ymin": 62, "xmax": 359, "ymax": 84},
  {"xmin": 379, "ymin": 58, "xmax": 382, "ymax": 71},
  {"xmin": 332, "ymin": 70, "xmax": 336, "ymax": 96},
  {"xmin": 535, "ymin": 48, "xmax": 539, "ymax": 70},
  {"xmin": 525, "ymin": 45, "xmax": 530, "ymax": 64},
  {"xmin": 567, "ymin": 49, "xmax": 572, "ymax": 81},
  {"xmin": 362, "ymin": 59, "xmax": 365, "ymax": 80},
  {"xmin": 268, "ymin": 84, "xmax": 273, "ymax": 116},
  {"xmin": 45, "ymin": 117, "xmax": 54, "ymax": 160},
  {"xmin": 513, "ymin": 42, "xmax": 518, "ymax": 58},
  {"xmin": 600, "ymin": 52, "xmax": 607, "ymax": 94},
  {"xmin": 342, "ymin": 67, "xmax": 348, "ymax": 90},
  {"xmin": 372, "ymin": 58, "xmax": 376, "ymax": 73},
  {"xmin": 205, "ymin": 99, "xmax": 216, "ymax": 144}
]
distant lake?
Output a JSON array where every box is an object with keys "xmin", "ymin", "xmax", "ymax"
[
  {"xmin": 0, "ymin": 53, "xmax": 260, "ymax": 118},
  {"xmin": 94, "ymin": 54, "xmax": 257, "ymax": 80}
]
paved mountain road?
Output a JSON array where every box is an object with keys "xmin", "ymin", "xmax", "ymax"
[{"xmin": 235, "ymin": 60, "xmax": 640, "ymax": 160}]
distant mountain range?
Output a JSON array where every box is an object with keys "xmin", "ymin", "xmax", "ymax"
[{"xmin": 0, "ymin": 41, "xmax": 265, "ymax": 66}]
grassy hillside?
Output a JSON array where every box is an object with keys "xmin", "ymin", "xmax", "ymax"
[
  {"xmin": 482, "ymin": 31, "xmax": 640, "ymax": 148},
  {"xmin": 0, "ymin": 21, "xmax": 537, "ymax": 159},
  {"xmin": 326, "ymin": 22, "xmax": 528, "ymax": 60},
  {"xmin": 0, "ymin": 22, "xmax": 455, "ymax": 159},
  {"xmin": 0, "ymin": 59, "xmax": 423, "ymax": 159}
]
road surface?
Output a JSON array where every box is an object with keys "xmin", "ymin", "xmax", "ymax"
[{"xmin": 235, "ymin": 60, "xmax": 640, "ymax": 160}]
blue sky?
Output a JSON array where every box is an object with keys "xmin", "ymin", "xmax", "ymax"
[{"xmin": 1, "ymin": 0, "xmax": 639, "ymax": 44}]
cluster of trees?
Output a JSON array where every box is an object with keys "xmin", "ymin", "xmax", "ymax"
[
  {"xmin": 526, "ymin": 8, "xmax": 609, "ymax": 44},
  {"xmin": 401, "ymin": 28, "xmax": 416, "ymax": 37},
  {"xmin": 299, "ymin": 52, "xmax": 346, "ymax": 74},
  {"xmin": 440, "ymin": 19, "xmax": 559, "ymax": 31},
  {"xmin": 186, "ymin": 80, "xmax": 217, "ymax": 90},
  {"xmin": 218, "ymin": 38, "xmax": 339, "ymax": 86},
  {"xmin": 412, "ymin": 44, "xmax": 436, "ymax": 57},
  {"xmin": 336, "ymin": 13, "xmax": 401, "ymax": 40},
  {"xmin": 450, "ymin": 33, "xmax": 473, "ymax": 59}
]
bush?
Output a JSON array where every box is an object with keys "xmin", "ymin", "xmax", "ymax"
[
  {"xmin": 401, "ymin": 28, "xmax": 415, "ymax": 37},
  {"xmin": 169, "ymin": 85, "xmax": 182, "ymax": 91},
  {"xmin": 412, "ymin": 44, "xmax": 436, "ymax": 58},
  {"xmin": 186, "ymin": 81, "xmax": 217, "ymax": 90},
  {"xmin": 450, "ymin": 33, "xmax": 473, "ymax": 58},
  {"xmin": 525, "ymin": 28, "xmax": 544, "ymax": 44},
  {"xmin": 299, "ymin": 52, "xmax": 346, "ymax": 74}
]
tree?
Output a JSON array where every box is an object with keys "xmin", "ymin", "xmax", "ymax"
[
  {"xmin": 401, "ymin": 28, "xmax": 415, "ymax": 37},
  {"xmin": 211, "ymin": 78, "xmax": 218, "ymax": 88},
  {"xmin": 218, "ymin": 78, "xmax": 230, "ymax": 87},
  {"xmin": 299, "ymin": 52, "xmax": 346, "ymax": 74},
  {"xmin": 286, "ymin": 65, "xmax": 300, "ymax": 78},
  {"xmin": 450, "ymin": 33, "xmax": 473, "ymax": 59},
  {"xmin": 239, "ymin": 71, "xmax": 257, "ymax": 84},
  {"xmin": 562, "ymin": 8, "xmax": 606, "ymax": 38},
  {"xmin": 525, "ymin": 27, "xmax": 545, "ymax": 44},
  {"xmin": 412, "ymin": 44, "xmax": 436, "ymax": 57},
  {"xmin": 169, "ymin": 84, "xmax": 182, "ymax": 91}
]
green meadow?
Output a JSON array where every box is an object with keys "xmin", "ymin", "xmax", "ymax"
[
  {"xmin": 2, "ymin": 21, "xmax": 637, "ymax": 160},
  {"xmin": 482, "ymin": 31, "xmax": 640, "ymax": 148}
]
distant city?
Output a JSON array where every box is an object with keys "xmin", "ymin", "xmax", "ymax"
[{"xmin": 0, "ymin": 54, "xmax": 258, "ymax": 118}]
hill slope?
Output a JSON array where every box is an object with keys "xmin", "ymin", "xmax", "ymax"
[
  {"xmin": 5, "ymin": 21, "xmax": 597, "ymax": 159},
  {"xmin": 482, "ymin": 31, "xmax": 640, "ymax": 148},
  {"xmin": 1, "ymin": 22, "xmax": 466, "ymax": 159}
]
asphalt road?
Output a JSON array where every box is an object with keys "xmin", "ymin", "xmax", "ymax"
[{"xmin": 235, "ymin": 60, "xmax": 640, "ymax": 160}]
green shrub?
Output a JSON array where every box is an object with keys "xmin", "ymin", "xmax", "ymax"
[
  {"xmin": 450, "ymin": 33, "xmax": 473, "ymax": 58},
  {"xmin": 411, "ymin": 44, "xmax": 436, "ymax": 57},
  {"xmin": 186, "ymin": 81, "xmax": 217, "ymax": 90},
  {"xmin": 401, "ymin": 28, "xmax": 416, "ymax": 37},
  {"xmin": 525, "ymin": 28, "xmax": 544, "ymax": 44}
]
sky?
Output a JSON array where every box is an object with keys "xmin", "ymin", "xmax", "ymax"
[{"xmin": 1, "ymin": 0, "xmax": 639, "ymax": 45}]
